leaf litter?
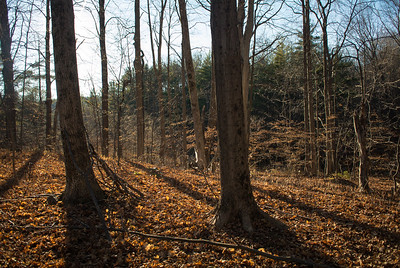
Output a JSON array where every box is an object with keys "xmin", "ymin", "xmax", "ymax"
[{"xmin": 0, "ymin": 150, "xmax": 399, "ymax": 267}]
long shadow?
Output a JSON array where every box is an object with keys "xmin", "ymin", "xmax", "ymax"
[
  {"xmin": 254, "ymin": 185, "xmax": 400, "ymax": 249},
  {"xmin": 0, "ymin": 150, "xmax": 43, "ymax": 197},
  {"xmin": 127, "ymin": 161, "xmax": 218, "ymax": 206},
  {"xmin": 63, "ymin": 201, "xmax": 125, "ymax": 267},
  {"xmin": 129, "ymin": 162, "xmax": 336, "ymax": 266},
  {"xmin": 219, "ymin": 215, "xmax": 339, "ymax": 267}
]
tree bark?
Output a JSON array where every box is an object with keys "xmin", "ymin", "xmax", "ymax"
[
  {"xmin": 135, "ymin": 0, "xmax": 145, "ymax": 158},
  {"xmin": 302, "ymin": 0, "xmax": 317, "ymax": 176},
  {"xmin": 181, "ymin": 44, "xmax": 188, "ymax": 168},
  {"xmin": 208, "ymin": 51, "xmax": 217, "ymax": 129},
  {"xmin": 211, "ymin": 0, "xmax": 261, "ymax": 233},
  {"xmin": 19, "ymin": 2, "xmax": 34, "ymax": 148},
  {"xmin": 99, "ymin": 0, "xmax": 109, "ymax": 157},
  {"xmin": 45, "ymin": 0, "xmax": 52, "ymax": 147},
  {"xmin": 0, "ymin": 0, "xmax": 17, "ymax": 150},
  {"xmin": 51, "ymin": 0, "xmax": 104, "ymax": 203},
  {"xmin": 353, "ymin": 103, "xmax": 370, "ymax": 192},
  {"xmin": 319, "ymin": 4, "xmax": 336, "ymax": 176},
  {"xmin": 237, "ymin": 0, "xmax": 254, "ymax": 145},
  {"xmin": 178, "ymin": 0, "xmax": 207, "ymax": 170}
]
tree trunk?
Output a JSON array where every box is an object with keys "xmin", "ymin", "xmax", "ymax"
[
  {"xmin": 19, "ymin": 3, "xmax": 34, "ymax": 148},
  {"xmin": 158, "ymin": 0, "xmax": 167, "ymax": 163},
  {"xmin": 117, "ymin": 80, "xmax": 126, "ymax": 163},
  {"xmin": 208, "ymin": 51, "xmax": 217, "ymax": 129},
  {"xmin": 181, "ymin": 44, "xmax": 188, "ymax": 168},
  {"xmin": 211, "ymin": 0, "xmax": 261, "ymax": 233},
  {"xmin": 99, "ymin": 0, "xmax": 109, "ymax": 157},
  {"xmin": 302, "ymin": 0, "xmax": 317, "ymax": 176},
  {"xmin": 0, "ymin": 0, "xmax": 17, "ymax": 150},
  {"xmin": 353, "ymin": 103, "xmax": 370, "ymax": 192},
  {"xmin": 51, "ymin": 0, "xmax": 104, "ymax": 203},
  {"xmin": 178, "ymin": 0, "xmax": 207, "ymax": 170},
  {"xmin": 147, "ymin": 0, "xmax": 167, "ymax": 163},
  {"xmin": 321, "ymin": 15, "xmax": 335, "ymax": 176},
  {"xmin": 135, "ymin": 0, "xmax": 145, "ymax": 158},
  {"xmin": 45, "ymin": 0, "xmax": 52, "ymax": 147},
  {"xmin": 237, "ymin": 0, "xmax": 254, "ymax": 145}
]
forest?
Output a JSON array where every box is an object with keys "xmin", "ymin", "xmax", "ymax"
[{"xmin": 1, "ymin": 0, "xmax": 400, "ymax": 266}]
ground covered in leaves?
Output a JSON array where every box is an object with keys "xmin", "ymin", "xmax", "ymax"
[{"xmin": 1, "ymin": 149, "xmax": 399, "ymax": 267}]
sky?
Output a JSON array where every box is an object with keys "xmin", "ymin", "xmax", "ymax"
[{"xmin": 74, "ymin": 0, "xmax": 212, "ymax": 97}]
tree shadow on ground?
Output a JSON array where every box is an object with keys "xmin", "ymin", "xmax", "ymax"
[
  {"xmin": 62, "ymin": 193, "xmax": 140, "ymax": 267},
  {"xmin": 256, "ymin": 186, "xmax": 400, "ymax": 249},
  {"xmin": 218, "ymin": 212, "xmax": 339, "ymax": 267},
  {"xmin": 0, "ymin": 149, "xmax": 43, "ymax": 197},
  {"xmin": 127, "ymin": 161, "xmax": 218, "ymax": 206},
  {"xmin": 62, "ymin": 202, "xmax": 116, "ymax": 267},
  {"xmin": 252, "ymin": 185, "xmax": 400, "ymax": 266},
  {"xmin": 129, "ymin": 162, "xmax": 336, "ymax": 266}
]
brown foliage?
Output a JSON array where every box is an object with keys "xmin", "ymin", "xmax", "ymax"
[{"xmin": 0, "ymin": 150, "xmax": 399, "ymax": 266}]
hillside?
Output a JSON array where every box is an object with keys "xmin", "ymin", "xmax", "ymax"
[{"xmin": 0, "ymin": 150, "xmax": 399, "ymax": 267}]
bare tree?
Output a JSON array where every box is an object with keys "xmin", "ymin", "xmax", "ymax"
[
  {"xmin": 211, "ymin": 0, "xmax": 263, "ymax": 233},
  {"xmin": 135, "ymin": 0, "xmax": 145, "ymax": 158},
  {"xmin": 45, "ymin": 0, "xmax": 52, "ymax": 147},
  {"xmin": 51, "ymin": 0, "xmax": 104, "ymax": 203},
  {"xmin": 19, "ymin": 1, "xmax": 34, "ymax": 148},
  {"xmin": 0, "ymin": 0, "xmax": 17, "ymax": 151},
  {"xmin": 314, "ymin": 0, "xmax": 358, "ymax": 175},
  {"xmin": 181, "ymin": 44, "xmax": 188, "ymax": 167},
  {"xmin": 99, "ymin": 0, "xmax": 109, "ymax": 157},
  {"xmin": 147, "ymin": 0, "xmax": 167, "ymax": 163},
  {"xmin": 302, "ymin": 0, "xmax": 317, "ymax": 175},
  {"xmin": 177, "ymin": 0, "xmax": 207, "ymax": 170}
]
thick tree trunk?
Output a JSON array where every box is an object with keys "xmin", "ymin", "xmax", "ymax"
[
  {"xmin": 0, "ymin": 0, "xmax": 17, "ymax": 149},
  {"xmin": 135, "ymin": 0, "xmax": 145, "ymax": 158},
  {"xmin": 211, "ymin": 0, "xmax": 261, "ymax": 233},
  {"xmin": 45, "ymin": 0, "xmax": 52, "ymax": 147},
  {"xmin": 51, "ymin": 0, "xmax": 104, "ymax": 203},
  {"xmin": 99, "ymin": 0, "xmax": 109, "ymax": 157},
  {"xmin": 178, "ymin": 0, "xmax": 207, "ymax": 170}
]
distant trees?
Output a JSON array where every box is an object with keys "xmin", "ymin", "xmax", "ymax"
[{"xmin": 51, "ymin": 0, "xmax": 104, "ymax": 203}]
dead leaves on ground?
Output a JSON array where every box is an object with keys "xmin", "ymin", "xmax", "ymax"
[{"xmin": 0, "ymin": 150, "xmax": 399, "ymax": 267}]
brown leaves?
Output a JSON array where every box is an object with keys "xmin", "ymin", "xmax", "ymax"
[{"xmin": 1, "ymin": 150, "xmax": 400, "ymax": 266}]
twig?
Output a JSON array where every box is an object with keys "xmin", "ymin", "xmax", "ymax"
[
  {"xmin": 109, "ymin": 227, "xmax": 332, "ymax": 267},
  {"xmin": 0, "ymin": 194, "xmax": 59, "ymax": 202},
  {"xmin": 0, "ymin": 221, "xmax": 331, "ymax": 267}
]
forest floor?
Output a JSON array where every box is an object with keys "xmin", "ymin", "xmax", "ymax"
[{"xmin": 0, "ymin": 149, "xmax": 399, "ymax": 267}]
